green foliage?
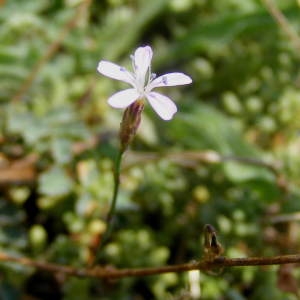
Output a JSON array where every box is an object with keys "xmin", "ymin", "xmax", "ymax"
[{"xmin": 1, "ymin": 0, "xmax": 300, "ymax": 299}]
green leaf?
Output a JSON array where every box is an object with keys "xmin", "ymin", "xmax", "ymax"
[
  {"xmin": 39, "ymin": 166, "xmax": 74, "ymax": 197},
  {"xmin": 7, "ymin": 111, "xmax": 49, "ymax": 144},
  {"xmin": 51, "ymin": 138, "xmax": 73, "ymax": 164}
]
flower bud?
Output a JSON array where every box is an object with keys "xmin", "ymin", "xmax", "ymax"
[{"xmin": 119, "ymin": 99, "xmax": 145, "ymax": 152}]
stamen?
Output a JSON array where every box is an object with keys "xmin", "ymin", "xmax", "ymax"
[
  {"xmin": 151, "ymin": 73, "xmax": 157, "ymax": 80},
  {"xmin": 147, "ymin": 64, "xmax": 152, "ymax": 85},
  {"xmin": 130, "ymin": 54, "xmax": 136, "ymax": 72},
  {"xmin": 162, "ymin": 76, "xmax": 168, "ymax": 85},
  {"xmin": 120, "ymin": 67, "xmax": 126, "ymax": 72}
]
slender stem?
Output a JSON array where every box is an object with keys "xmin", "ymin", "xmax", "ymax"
[
  {"xmin": 106, "ymin": 149, "xmax": 124, "ymax": 226},
  {"xmin": 93, "ymin": 149, "xmax": 124, "ymax": 264}
]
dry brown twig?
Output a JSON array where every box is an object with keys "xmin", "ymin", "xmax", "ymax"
[
  {"xmin": 1, "ymin": 146, "xmax": 285, "ymax": 187},
  {"xmin": 124, "ymin": 150, "xmax": 288, "ymax": 192},
  {"xmin": 124, "ymin": 150, "xmax": 281, "ymax": 174},
  {"xmin": 1, "ymin": 225, "xmax": 300, "ymax": 279},
  {"xmin": 261, "ymin": 0, "xmax": 300, "ymax": 52}
]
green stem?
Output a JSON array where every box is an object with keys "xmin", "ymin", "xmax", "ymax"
[
  {"xmin": 106, "ymin": 149, "xmax": 124, "ymax": 227},
  {"xmin": 94, "ymin": 149, "xmax": 124, "ymax": 264},
  {"xmin": 103, "ymin": 149, "xmax": 124, "ymax": 241}
]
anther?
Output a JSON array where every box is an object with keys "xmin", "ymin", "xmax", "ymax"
[
  {"xmin": 151, "ymin": 73, "xmax": 157, "ymax": 80},
  {"xmin": 162, "ymin": 76, "xmax": 168, "ymax": 85}
]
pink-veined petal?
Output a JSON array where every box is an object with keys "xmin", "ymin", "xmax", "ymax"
[
  {"xmin": 97, "ymin": 61, "xmax": 134, "ymax": 85},
  {"xmin": 134, "ymin": 46, "xmax": 153, "ymax": 82},
  {"xmin": 147, "ymin": 72, "xmax": 192, "ymax": 90},
  {"xmin": 107, "ymin": 89, "xmax": 140, "ymax": 108},
  {"xmin": 146, "ymin": 92, "xmax": 177, "ymax": 121}
]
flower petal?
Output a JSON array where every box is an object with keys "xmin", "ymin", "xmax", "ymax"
[
  {"xmin": 147, "ymin": 72, "xmax": 192, "ymax": 90},
  {"xmin": 134, "ymin": 46, "xmax": 153, "ymax": 81},
  {"xmin": 146, "ymin": 92, "xmax": 177, "ymax": 121},
  {"xmin": 108, "ymin": 89, "xmax": 140, "ymax": 108},
  {"xmin": 97, "ymin": 61, "xmax": 134, "ymax": 85}
]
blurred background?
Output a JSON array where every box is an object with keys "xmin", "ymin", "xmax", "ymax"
[{"xmin": 1, "ymin": 0, "xmax": 300, "ymax": 299}]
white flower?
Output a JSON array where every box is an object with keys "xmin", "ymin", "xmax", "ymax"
[{"xmin": 97, "ymin": 45, "xmax": 192, "ymax": 120}]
